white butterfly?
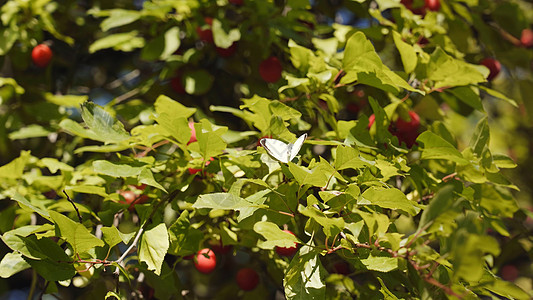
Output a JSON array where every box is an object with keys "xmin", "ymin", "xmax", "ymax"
[{"xmin": 260, "ymin": 133, "xmax": 307, "ymax": 163}]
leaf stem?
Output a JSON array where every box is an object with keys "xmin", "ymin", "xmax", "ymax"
[{"xmin": 63, "ymin": 190, "xmax": 82, "ymax": 223}]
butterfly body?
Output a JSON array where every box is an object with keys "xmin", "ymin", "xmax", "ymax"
[{"xmin": 260, "ymin": 133, "xmax": 307, "ymax": 163}]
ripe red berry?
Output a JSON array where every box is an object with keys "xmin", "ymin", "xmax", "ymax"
[
  {"xmin": 424, "ymin": 0, "xmax": 440, "ymax": 11},
  {"xmin": 520, "ymin": 29, "xmax": 533, "ymax": 48},
  {"xmin": 275, "ymin": 230, "xmax": 298, "ymax": 257},
  {"xmin": 209, "ymin": 240, "xmax": 232, "ymax": 254},
  {"xmin": 229, "ymin": 0, "xmax": 244, "ymax": 5},
  {"xmin": 188, "ymin": 122, "xmax": 197, "ymax": 145},
  {"xmin": 188, "ymin": 157, "xmax": 214, "ymax": 175},
  {"xmin": 395, "ymin": 111, "xmax": 420, "ymax": 133},
  {"xmin": 196, "ymin": 18, "xmax": 214, "ymax": 43},
  {"xmin": 194, "ymin": 248, "xmax": 217, "ymax": 274},
  {"xmin": 367, "ymin": 114, "xmax": 376, "ymax": 129},
  {"xmin": 259, "ymin": 56, "xmax": 283, "ymax": 83},
  {"xmin": 236, "ymin": 268, "xmax": 259, "ymax": 291},
  {"xmin": 480, "ymin": 57, "xmax": 501, "ymax": 81},
  {"xmin": 215, "ymin": 43, "xmax": 238, "ymax": 57},
  {"xmin": 170, "ymin": 76, "xmax": 186, "ymax": 94},
  {"xmin": 32, "ymin": 44, "xmax": 53, "ymax": 68},
  {"xmin": 500, "ymin": 265, "xmax": 519, "ymax": 282},
  {"xmin": 332, "ymin": 262, "xmax": 350, "ymax": 275}
]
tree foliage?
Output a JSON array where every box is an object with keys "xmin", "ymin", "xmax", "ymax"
[{"xmin": 0, "ymin": 0, "xmax": 532, "ymax": 299}]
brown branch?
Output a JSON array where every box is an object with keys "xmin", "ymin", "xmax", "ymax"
[{"xmin": 63, "ymin": 190, "xmax": 82, "ymax": 223}]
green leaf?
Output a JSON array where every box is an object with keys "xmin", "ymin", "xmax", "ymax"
[
  {"xmin": 445, "ymin": 86, "xmax": 484, "ymax": 112},
  {"xmin": 44, "ymin": 93, "xmax": 88, "ymax": 107},
  {"xmin": 392, "ymin": 31, "xmax": 417, "ymax": 74},
  {"xmin": 417, "ymin": 131, "xmax": 469, "ymax": 165},
  {"xmin": 253, "ymin": 221, "xmax": 299, "ymax": 249},
  {"xmin": 168, "ymin": 210, "xmax": 203, "ymax": 256},
  {"xmin": 427, "ymin": 48, "xmax": 486, "ymax": 89},
  {"xmin": 418, "ymin": 185, "xmax": 456, "ymax": 230},
  {"xmin": 138, "ymin": 168, "xmax": 167, "ymax": 192},
  {"xmin": 0, "ymin": 77, "xmax": 25, "ymax": 94},
  {"xmin": 479, "ymin": 86, "xmax": 518, "ymax": 107},
  {"xmin": 11, "ymin": 193, "xmax": 50, "ymax": 218},
  {"xmin": 237, "ymin": 189, "xmax": 270, "ymax": 222},
  {"xmin": 0, "ymin": 252, "xmax": 30, "ymax": 278},
  {"xmin": 480, "ymin": 185, "xmax": 519, "ymax": 218},
  {"xmin": 100, "ymin": 9, "xmax": 141, "ymax": 32},
  {"xmin": 289, "ymin": 160, "xmax": 334, "ymax": 187},
  {"xmin": 360, "ymin": 255, "xmax": 398, "ymax": 272},
  {"xmin": 183, "ymin": 70, "xmax": 214, "ymax": 95},
  {"xmin": 452, "ymin": 231, "xmax": 499, "ymax": 282},
  {"xmin": 92, "ymin": 160, "xmax": 143, "ymax": 177},
  {"xmin": 469, "ymin": 117, "xmax": 489, "ymax": 157},
  {"xmin": 299, "ymin": 206, "xmax": 344, "ymax": 237},
  {"xmin": 139, "ymin": 223, "xmax": 169, "ymax": 276},
  {"xmin": 8, "ymin": 125, "xmax": 51, "ymax": 140},
  {"xmin": 40, "ymin": 158, "xmax": 74, "ymax": 173},
  {"xmin": 193, "ymin": 192, "xmax": 256, "ymax": 213},
  {"xmin": 81, "ymin": 102, "xmax": 130, "ymax": 143},
  {"xmin": 212, "ymin": 19, "xmax": 241, "ymax": 48},
  {"xmin": 0, "ymin": 150, "xmax": 31, "ymax": 179},
  {"xmin": 284, "ymin": 245, "xmax": 327, "ymax": 300},
  {"xmin": 89, "ymin": 31, "xmax": 145, "ymax": 53},
  {"xmin": 160, "ymin": 26, "xmax": 181, "ymax": 60},
  {"xmin": 2, "ymin": 225, "xmax": 44, "ymax": 259},
  {"xmin": 101, "ymin": 226, "xmax": 134, "ymax": 248},
  {"xmin": 335, "ymin": 145, "xmax": 371, "ymax": 170},
  {"xmin": 153, "ymin": 95, "xmax": 196, "ymax": 144},
  {"xmin": 49, "ymin": 211, "xmax": 104, "ymax": 254},
  {"xmin": 342, "ymin": 32, "xmax": 419, "ymax": 93},
  {"xmin": 188, "ymin": 120, "xmax": 227, "ymax": 159},
  {"xmin": 361, "ymin": 187, "xmax": 417, "ymax": 215},
  {"xmin": 25, "ymin": 257, "xmax": 76, "ymax": 282}
]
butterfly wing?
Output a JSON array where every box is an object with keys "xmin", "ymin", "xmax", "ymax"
[
  {"xmin": 260, "ymin": 138, "xmax": 290, "ymax": 163},
  {"xmin": 288, "ymin": 133, "xmax": 307, "ymax": 162}
]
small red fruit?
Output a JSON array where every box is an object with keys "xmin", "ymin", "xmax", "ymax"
[
  {"xmin": 188, "ymin": 157, "xmax": 214, "ymax": 175},
  {"xmin": 119, "ymin": 190, "xmax": 136, "ymax": 205},
  {"xmin": 194, "ymin": 248, "xmax": 217, "ymax": 274},
  {"xmin": 395, "ymin": 111, "xmax": 420, "ymax": 133},
  {"xmin": 424, "ymin": 0, "xmax": 440, "ymax": 11},
  {"xmin": 236, "ymin": 268, "xmax": 259, "ymax": 291},
  {"xmin": 500, "ymin": 265, "xmax": 519, "ymax": 282},
  {"xmin": 367, "ymin": 114, "xmax": 376, "ymax": 129},
  {"xmin": 32, "ymin": 44, "xmax": 53, "ymax": 68},
  {"xmin": 229, "ymin": 0, "xmax": 244, "ymax": 5},
  {"xmin": 346, "ymin": 103, "xmax": 360, "ymax": 114},
  {"xmin": 520, "ymin": 28, "xmax": 533, "ymax": 48},
  {"xmin": 171, "ymin": 76, "xmax": 186, "ymax": 94},
  {"xmin": 196, "ymin": 18, "xmax": 214, "ymax": 43},
  {"xmin": 332, "ymin": 262, "xmax": 350, "ymax": 275},
  {"xmin": 275, "ymin": 230, "xmax": 298, "ymax": 257},
  {"xmin": 259, "ymin": 56, "xmax": 283, "ymax": 83},
  {"xmin": 480, "ymin": 57, "xmax": 501, "ymax": 81},
  {"xmin": 209, "ymin": 240, "xmax": 232, "ymax": 254},
  {"xmin": 215, "ymin": 43, "xmax": 238, "ymax": 57},
  {"xmin": 188, "ymin": 122, "xmax": 197, "ymax": 144}
]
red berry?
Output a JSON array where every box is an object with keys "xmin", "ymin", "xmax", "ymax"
[
  {"xmin": 194, "ymin": 248, "xmax": 217, "ymax": 274},
  {"xmin": 346, "ymin": 103, "xmax": 360, "ymax": 114},
  {"xmin": 275, "ymin": 230, "xmax": 298, "ymax": 257},
  {"xmin": 367, "ymin": 114, "xmax": 375, "ymax": 129},
  {"xmin": 520, "ymin": 29, "xmax": 533, "ymax": 48},
  {"xmin": 229, "ymin": 0, "xmax": 244, "ymax": 5},
  {"xmin": 188, "ymin": 122, "xmax": 197, "ymax": 145},
  {"xmin": 395, "ymin": 111, "xmax": 420, "ymax": 133},
  {"xmin": 171, "ymin": 76, "xmax": 186, "ymax": 94},
  {"xmin": 196, "ymin": 18, "xmax": 214, "ymax": 43},
  {"xmin": 215, "ymin": 43, "xmax": 238, "ymax": 57},
  {"xmin": 424, "ymin": 0, "xmax": 440, "ymax": 11},
  {"xmin": 332, "ymin": 262, "xmax": 350, "ymax": 275},
  {"xmin": 119, "ymin": 190, "xmax": 136, "ymax": 205},
  {"xmin": 188, "ymin": 157, "xmax": 214, "ymax": 175},
  {"xmin": 209, "ymin": 240, "xmax": 232, "ymax": 254},
  {"xmin": 480, "ymin": 58, "xmax": 501, "ymax": 81},
  {"xmin": 259, "ymin": 57, "xmax": 283, "ymax": 83},
  {"xmin": 236, "ymin": 268, "xmax": 259, "ymax": 291},
  {"xmin": 500, "ymin": 265, "xmax": 519, "ymax": 282},
  {"xmin": 32, "ymin": 44, "xmax": 53, "ymax": 68}
]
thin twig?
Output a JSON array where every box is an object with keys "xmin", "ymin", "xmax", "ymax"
[{"xmin": 63, "ymin": 190, "xmax": 82, "ymax": 223}]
